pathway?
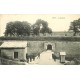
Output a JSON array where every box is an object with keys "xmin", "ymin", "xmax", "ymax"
[{"xmin": 28, "ymin": 50, "xmax": 63, "ymax": 65}]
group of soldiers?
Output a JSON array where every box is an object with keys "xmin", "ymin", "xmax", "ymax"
[
  {"xmin": 26, "ymin": 52, "xmax": 57, "ymax": 63},
  {"xmin": 26, "ymin": 53, "xmax": 40, "ymax": 63}
]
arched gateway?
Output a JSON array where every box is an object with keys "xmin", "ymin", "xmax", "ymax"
[
  {"xmin": 47, "ymin": 44, "xmax": 52, "ymax": 50},
  {"xmin": 44, "ymin": 42, "xmax": 55, "ymax": 51}
]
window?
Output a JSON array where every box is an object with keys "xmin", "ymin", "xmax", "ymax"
[{"xmin": 14, "ymin": 52, "xmax": 18, "ymax": 58}]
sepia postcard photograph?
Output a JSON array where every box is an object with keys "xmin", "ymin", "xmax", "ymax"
[
  {"xmin": 1, "ymin": 0, "xmax": 80, "ymax": 80},
  {"xmin": 0, "ymin": 14, "xmax": 80, "ymax": 65}
]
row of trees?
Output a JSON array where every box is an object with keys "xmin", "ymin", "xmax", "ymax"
[
  {"xmin": 4, "ymin": 19, "xmax": 52, "ymax": 37},
  {"xmin": 5, "ymin": 18, "xmax": 80, "ymax": 37}
]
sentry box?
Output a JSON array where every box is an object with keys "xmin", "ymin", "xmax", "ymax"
[{"xmin": 60, "ymin": 52, "xmax": 66, "ymax": 63}]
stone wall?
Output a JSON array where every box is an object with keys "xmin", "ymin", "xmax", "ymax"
[
  {"xmin": 55, "ymin": 41, "xmax": 80, "ymax": 55},
  {"xmin": 1, "ymin": 39, "xmax": 80, "ymax": 57},
  {"xmin": 27, "ymin": 41, "xmax": 80, "ymax": 56},
  {"xmin": 27, "ymin": 41, "xmax": 44, "ymax": 55}
]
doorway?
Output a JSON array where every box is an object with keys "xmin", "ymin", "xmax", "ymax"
[{"xmin": 47, "ymin": 44, "xmax": 52, "ymax": 50}]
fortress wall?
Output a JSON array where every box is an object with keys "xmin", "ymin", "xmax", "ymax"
[{"xmin": 27, "ymin": 41, "xmax": 80, "ymax": 56}]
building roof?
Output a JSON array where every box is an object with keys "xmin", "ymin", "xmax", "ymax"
[
  {"xmin": 0, "ymin": 41, "xmax": 27, "ymax": 48},
  {"xmin": 60, "ymin": 52, "xmax": 66, "ymax": 55}
]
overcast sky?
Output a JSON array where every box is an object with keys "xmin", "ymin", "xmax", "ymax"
[{"xmin": 0, "ymin": 14, "xmax": 80, "ymax": 36}]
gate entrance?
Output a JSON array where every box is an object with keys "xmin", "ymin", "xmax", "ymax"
[
  {"xmin": 47, "ymin": 44, "xmax": 52, "ymax": 50},
  {"xmin": 44, "ymin": 42, "xmax": 55, "ymax": 51}
]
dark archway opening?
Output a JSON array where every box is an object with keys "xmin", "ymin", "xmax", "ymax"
[{"xmin": 47, "ymin": 44, "xmax": 52, "ymax": 50}]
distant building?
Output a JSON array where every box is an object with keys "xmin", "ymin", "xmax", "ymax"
[
  {"xmin": 5, "ymin": 29, "xmax": 80, "ymax": 37},
  {"xmin": 38, "ymin": 31, "xmax": 74, "ymax": 37}
]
